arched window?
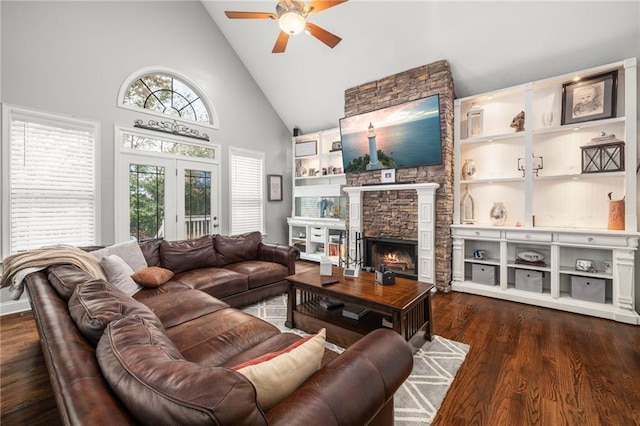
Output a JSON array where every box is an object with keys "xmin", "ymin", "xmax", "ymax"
[{"xmin": 119, "ymin": 67, "xmax": 218, "ymax": 128}]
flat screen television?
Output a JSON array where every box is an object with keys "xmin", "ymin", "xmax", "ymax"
[{"xmin": 339, "ymin": 94, "xmax": 442, "ymax": 173}]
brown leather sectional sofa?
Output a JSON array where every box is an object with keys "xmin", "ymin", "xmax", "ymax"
[{"xmin": 25, "ymin": 232, "xmax": 414, "ymax": 425}]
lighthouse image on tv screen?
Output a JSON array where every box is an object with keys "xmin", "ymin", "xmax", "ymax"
[{"xmin": 339, "ymin": 95, "xmax": 442, "ymax": 173}]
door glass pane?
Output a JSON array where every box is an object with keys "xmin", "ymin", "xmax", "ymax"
[
  {"xmin": 184, "ymin": 169, "xmax": 211, "ymax": 239},
  {"xmin": 129, "ymin": 164, "xmax": 165, "ymax": 241}
]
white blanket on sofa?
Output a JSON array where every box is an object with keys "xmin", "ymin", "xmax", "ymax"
[{"xmin": 0, "ymin": 246, "xmax": 106, "ymax": 300}]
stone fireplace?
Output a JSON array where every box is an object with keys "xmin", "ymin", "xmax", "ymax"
[
  {"xmin": 343, "ymin": 60, "xmax": 455, "ymax": 291},
  {"xmin": 344, "ymin": 183, "xmax": 439, "ymax": 284},
  {"xmin": 364, "ymin": 237, "xmax": 418, "ymax": 279}
]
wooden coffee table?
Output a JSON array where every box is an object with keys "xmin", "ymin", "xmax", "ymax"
[{"xmin": 285, "ymin": 265, "xmax": 435, "ymax": 348}]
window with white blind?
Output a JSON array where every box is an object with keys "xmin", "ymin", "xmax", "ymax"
[
  {"xmin": 1, "ymin": 105, "xmax": 99, "ymax": 255},
  {"xmin": 229, "ymin": 147, "xmax": 264, "ymax": 235}
]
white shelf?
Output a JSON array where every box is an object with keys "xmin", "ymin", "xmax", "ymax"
[{"xmin": 452, "ymin": 58, "xmax": 639, "ymax": 325}]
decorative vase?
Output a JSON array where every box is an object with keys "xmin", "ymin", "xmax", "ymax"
[
  {"xmin": 461, "ymin": 159, "xmax": 476, "ymax": 180},
  {"xmin": 490, "ymin": 202, "xmax": 507, "ymax": 226},
  {"xmin": 607, "ymin": 193, "xmax": 625, "ymax": 230}
]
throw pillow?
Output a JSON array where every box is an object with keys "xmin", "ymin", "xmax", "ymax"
[
  {"xmin": 233, "ymin": 328, "xmax": 326, "ymax": 410},
  {"xmin": 100, "ymin": 255, "xmax": 143, "ymax": 296},
  {"xmin": 131, "ymin": 266, "xmax": 174, "ymax": 288},
  {"xmin": 90, "ymin": 240, "xmax": 148, "ymax": 272}
]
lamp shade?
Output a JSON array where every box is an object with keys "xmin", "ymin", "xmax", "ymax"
[{"xmin": 279, "ymin": 11, "xmax": 306, "ymax": 35}]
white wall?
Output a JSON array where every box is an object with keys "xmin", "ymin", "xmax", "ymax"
[{"xmin": 1, "ymin": 0, "xmax": 292, "ymax": 248}]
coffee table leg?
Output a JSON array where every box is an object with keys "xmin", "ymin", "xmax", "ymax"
[
  {"xmin": 424, "ymin": 290, "xmax": 433, "ymax": 341},
  {"xmin": 285, "ymin": 282, "xmax": 296, "ymax": 329}
]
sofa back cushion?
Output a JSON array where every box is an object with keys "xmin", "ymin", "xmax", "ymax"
[
  {"xmin": 161, "ymin": 236, "xmax": 217, "ymax": 274},
  {"xmin": 68, "ymin": 279, "xmax": 164, "ymax": 346},
  {"xmin": 48, "ymin": 264, "xmax": 93, "ymax": 301},
  {"xmin": 96, "ymin": 316, "xmax": 268, "ymax": 425},
  {"xmin": 139, "ymin": 240, "xmax": 162, "ymax": 267},
  {"xmin": 215, "ymin": 231, "xmax": 262, "ymax": 267}
]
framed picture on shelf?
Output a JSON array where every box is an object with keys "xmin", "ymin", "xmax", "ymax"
[
  {"xmin": 381, "ymin": 169, "xmax": 396, "ymax": 183},
  {"xmin": 575, "ymin": 258, "xmax": 594, "ymax": 272},
  {"xmin": 561, "ymin": 70, "xmax": 617, "ymax": 125},
  {"xmin": 267, "ymin": 174, "xmax": 283, "ymax": 201},
  {"xmin": 295, "ymin": 140, "xmax": 317, "ymax": 157}
]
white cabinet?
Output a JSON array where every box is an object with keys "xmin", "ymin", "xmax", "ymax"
[
  {"xmin": 288, "ymin": 218, "xmax": 346, "ymax": 264},
  {"xmin": 289, "ymin": 128, "xmax": 346, "ymax": 265},
  {"xmin": 452, "ymin": 58, "xmax": 639, "ymax": 324}
]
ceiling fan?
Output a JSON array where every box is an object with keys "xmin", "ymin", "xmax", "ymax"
[{"xmin": 224, "ymin": 0, "xmax": 348, "ymax": 53}]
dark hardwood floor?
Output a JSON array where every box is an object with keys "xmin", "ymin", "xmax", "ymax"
[{"xmin": 1, "ymin": 262, "xmax": 639, "ymax": 425}]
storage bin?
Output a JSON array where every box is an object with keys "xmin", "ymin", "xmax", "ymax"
[
  {"xmin": 571, "ymin": 276, "xmax": 605, "ymax": 303},
  {"xmin": 515, "ymin": 269, "xmax": 543, "ymax": 293},
  {"xmin": 472, "ymin": 264, "xmax": 497, "ymax": 286}
]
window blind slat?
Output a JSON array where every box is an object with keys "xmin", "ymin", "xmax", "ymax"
[
  {"xmin": 8, "ymin": 109, "xmax": 98, "ymax": 253},
  {"xmin": 230, "ymin": 149, "xmax": 264, "ymax": 235}
]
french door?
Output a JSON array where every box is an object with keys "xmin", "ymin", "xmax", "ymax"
[{"xmin": 118, "ymin": 155, "xmax": 219, "ymax": 242}]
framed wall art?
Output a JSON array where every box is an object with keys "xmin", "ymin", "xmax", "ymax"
[
  {"xmin": 380, "ymin": 168, "xmax": 396, "ymax": 183},
  {"xmin": 561, "ymin": 70, "xmax": 617, "ymax": 125},
  {"xmin": 267, "ymin": 174, "xmax": 283, "ymax": 201}
]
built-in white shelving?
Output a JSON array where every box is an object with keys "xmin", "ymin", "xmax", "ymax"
[
  {"xmin": 452, "ymin": 58, "xmax": 639, "ymax": 325},
  {"xmin": 288, "ymin": 128, "xmax": 346, "ymax": 265}
]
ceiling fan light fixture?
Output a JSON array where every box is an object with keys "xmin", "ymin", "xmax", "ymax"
[{"xmin": 279, "ymin": 11, "xmax": 306, "ymax": 35}]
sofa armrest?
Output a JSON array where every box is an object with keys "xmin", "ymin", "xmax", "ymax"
[
  {"xmin": 258, "ymin": 243, "xmax": 300, "ymax": 275},
  {"xmin": 265, "ymin": 328, "xmax": 413, "ymax": 425}
]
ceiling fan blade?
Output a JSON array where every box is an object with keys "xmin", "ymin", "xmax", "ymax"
[
  {"xmin": 272, "ymin": 31, "xmax": 290, "ymax": 53},
  {"xmin": 305, "ymin": 22, "xmax": 342, "ymax": 48},
  {"xmin": 225, "ymin": 11, "xmax": 278, "ymax": 19},
  {"xmin": 305, "ymin": 1, "xmax": 348, "ymax": 15}
]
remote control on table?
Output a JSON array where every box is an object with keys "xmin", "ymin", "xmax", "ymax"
[{"xmin": 321, "ymin": 279, "xmax": 340, "ymax": 286}]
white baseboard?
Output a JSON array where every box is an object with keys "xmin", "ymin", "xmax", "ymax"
[{"xmin": 0, "ymin": 298, "xmax": 31, "ymax": 316}]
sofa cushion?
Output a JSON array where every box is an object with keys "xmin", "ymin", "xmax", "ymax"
[
  {"xmin": 215, "ymin": 231, "xmax": 261, "ymax": 267},
  {"xmin": 90, "ymin": 240, "xmax": 148, "ymax": 272},
  {"xmin": 96, "ymin": 316, "xmax": 267, "ymax": 425},
  {"xmin": 131, "ymin": 266, "xmax": 174, "ymax": 288},
  {"xmin": 223, "ymin": 260, "xmax": 289, "ymax": 289},
  {"xmin": 132, "ymin": 281, "xmax": 192, "ymax": 303},
  {"xmin": 100, "ymin": 255, "xmax": 143, "ymax": 296},
  {"xmin": 47, "ymin": 264, "xmax": 93, "ymax": 301},
  {"xmin": 141, "ymin": 289, "xmax": 230, "ymax": 328},
  {"xmin": 172, "ymin": 267, "xmax": 248, "ymax": 299},
  {"xmin": 138, "ymin": 240, "xmax": 162, "ymax": 267},
  {"xmin": 165, "ymin": 308, "xmax": 280, "ymax": 366},
  {"xmin": 161, "ymin": 235, "xmax": 217, "ymax": 274},
  {"xmin": 233, "ymin": 328, "xmax": 326, "ymax": 410},
  {"xmin": 68, "ymin": 279, "xmax": 164, "ymax": 345}
]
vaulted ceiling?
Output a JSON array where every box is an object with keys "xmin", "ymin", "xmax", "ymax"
[{"xmin": 202, "ymin": 1, "xmax": 639, "ymax": 134}]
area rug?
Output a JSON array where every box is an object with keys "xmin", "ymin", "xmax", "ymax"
[{"xmin": 241, "ymin": 294, "xmax": 469, "ymax": 425}]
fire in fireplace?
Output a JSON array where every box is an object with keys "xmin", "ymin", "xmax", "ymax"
[{"xmin": 363, "ymin": 237, "xmax": 418, "ymax": 279}]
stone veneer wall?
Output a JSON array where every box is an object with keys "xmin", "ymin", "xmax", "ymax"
[{"xmin": 344, "ymin": 60, "xmax": 455, "ymax": 291}]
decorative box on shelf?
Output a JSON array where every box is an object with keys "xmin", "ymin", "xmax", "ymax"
[
  {"xmin": 472, "ymin": 264, "xmax": 497, "ymax": 286},
  {"xmin": 515, "ymin": 269, "xmax": 543, "ymax": 293},
  {"xmin": 580, "ymin": 132, "xmax": 624, "ymax": 173},
  {"xmin": 571, "ymin": 276, "xmax": 606, "ymax": 303}
]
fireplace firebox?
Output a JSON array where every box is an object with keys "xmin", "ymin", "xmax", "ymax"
[{"xmin": 363, "ymin": 237, "xmax": 418, "ymax": 280}]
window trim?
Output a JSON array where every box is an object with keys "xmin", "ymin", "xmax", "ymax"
[
  {"xmin": 117, "ymin": 66, "xmax": 220, "ymax": 130},
  {"xmin": 228, "ymin": 146, "xmax": 265, "ymax": 236},
  {"xmin": 1, "ymin": 103, "xmax": 101, "ymax": 258}
]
